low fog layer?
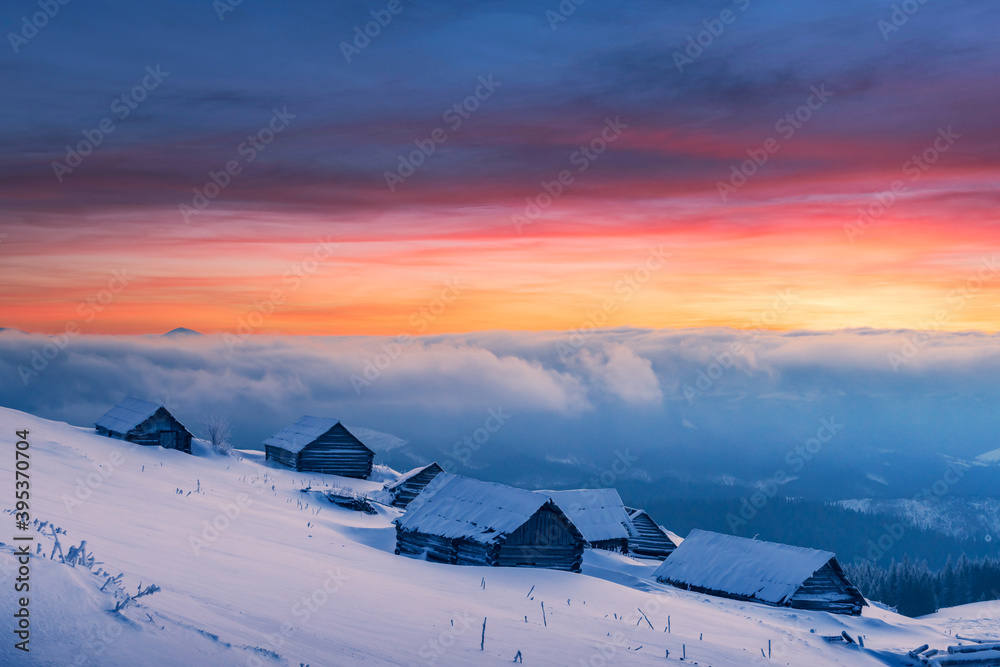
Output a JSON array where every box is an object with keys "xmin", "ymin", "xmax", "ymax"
[{"xmin": 3, "ymin": 328, "xmax": 999, "ymax": 494}]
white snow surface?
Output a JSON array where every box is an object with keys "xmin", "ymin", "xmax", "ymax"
[
  {"xmin": 977, "ymin": 447, "xmax": 1000, "ymax": 464},
  {"xmin": 0, "ymin": 406, "xmax": 995, "ymax": 666}
]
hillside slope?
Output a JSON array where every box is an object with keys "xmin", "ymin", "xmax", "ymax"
[{"xmin": 0, "ymin": 407, "xmax": 994, "ymax": 666}]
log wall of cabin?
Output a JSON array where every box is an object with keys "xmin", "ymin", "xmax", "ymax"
[
  {"xmin": 395, "ymin": 528, "xmax": 458, "ymax": 564},
  {"xmin": 627, "ymin": 514, "xmax": 677, "ymax": 559},
  {"xmin": 295, "ymin": 424, "xmax": 374, "ymax": 478},
  {"xmin": 455, "ymin": 539, "xmax": 497, "ymax": 567},
  {"xmin": 498, "ymin": 506, "xmax": 583, "ymax": 572},
  {"xmin": 789, "ymin": 562, "xmax": 865, "ymax": 615},
  {"xmin": 590, "ymin": 538, "xmax": 629, "ymax": 553},
  {"xmin": 265, "ymin": 445, "xmax": 298, "ymax": 470},
  {"xmin": 390, "ymin": 466, "xmax": 444, "ymax": 508},
  {"xmin": 115, "ymin": 410, "xmax": 192, "ymax": 454}
]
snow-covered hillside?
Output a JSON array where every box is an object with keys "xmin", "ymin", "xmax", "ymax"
[
  {"xmin": 0, "ymin": 406, "xmax": 996, "ymax": 666},
  {"xmin": 837, "ymin": 497, "xmax": 1000, "ymax": 542}
]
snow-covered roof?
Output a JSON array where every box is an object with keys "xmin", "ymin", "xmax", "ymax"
[
  {"xmin": 652, "ymin": 530, "xmax": 837, "ymax": 605},
  {"xmin": 383, "ymin": 462, "xmax": 442, "ymax": 491},
  {"xmin": 664, "ymin": 529, "xmax": 684, "ymax": 547},
  {"xmin": 626, "ymin": 507, "xmax": 649, "ymax": 521},
  {"xmin": 396, "ymin": 474, "xmax": 556, "ymax": 545},
  {"xmin": 95, "ymin": 397, "xmax": 163, "ymax": 435},
  {"xmin": 544, "ymin": 489, "xmax": 638, "ymax": 543},
  {"xmin": 263, "ymin": 416, "xmax": 361, "ymax": 454},
  {"xmin": 627, "ymin": 507, "xmax": 681, "ymax": 544}
]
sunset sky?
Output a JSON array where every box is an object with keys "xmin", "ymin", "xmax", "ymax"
[{"xmin": 2, "ymin": 0, "xmax": 998, "ymax": 335}]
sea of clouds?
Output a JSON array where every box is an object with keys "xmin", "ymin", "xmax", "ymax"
[{"xmin": 3, "ymin": 328, "xmax": 999, "ymax": 492}]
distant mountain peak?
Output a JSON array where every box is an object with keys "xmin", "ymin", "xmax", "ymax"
[{"xmin": 163, "ymin": 327, "xmax": 202, "ymax": 337}]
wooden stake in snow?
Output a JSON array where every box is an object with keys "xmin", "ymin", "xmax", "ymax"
[
  {"xmin": 769, "ymin": 639, "xmax": 772, "ymax": 658},
  {"xmin": 480, "ymin": 617, "xmax": 487, "ymax": 651},
  {"xmin": 638, "ymin": 608, "xmax": 654, "ymax": 630},
  {"xmin": 667, "ymin": 616, "xmax": 671, "ymax": 634},
  {"xmin": 526, "ymin": 585, "xmax": 534, "ymax": 598},
  {"xmin": 513, "ymin": 650, "xmax": 522, "ymax": 663},
  {"xmin": 541, "ymin": 601, "xmax": 547, "ymax": 627},
  {"xmin": 683, "ymin": 644, "xmax": 686, "ymax": 659}
]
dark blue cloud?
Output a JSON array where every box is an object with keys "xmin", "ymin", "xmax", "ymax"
[{"xmin": 2, "ymin": 0, "xmax": 997, "ymax": 215}]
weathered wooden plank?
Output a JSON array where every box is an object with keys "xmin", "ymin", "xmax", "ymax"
[
  {"xmin": 267, "ymin": 421, "xmax": 374, "ymax": 477},
  {"xmin": 394, "ymin": 499, "xmax": 584, "ymax": 572}
]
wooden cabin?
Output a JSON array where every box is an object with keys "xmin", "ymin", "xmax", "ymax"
[
  {"xmin": 625, "ymin": 507, "xmax": 679, "ymax": 560},
  {"xmin": 544, "ymin": 489, "xmax": 638, "ymax": 553},
  {"xmin": 653, "ymin": 530, "xmax": 867, "ymax": 615},
  {"xmin": 94, "ymin": 397, "xmax": 192, "ymax": 454},
  {"xmin": 384, "ymin": 462, "xmax": 444, "ymax": 508},
  {"xmin": 263, "ymin": 416, "xmax": 374, "ymax": 478},
  {"xmin": 395, "ymin": 474, "xmax": 585, "ymax": 572}
]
